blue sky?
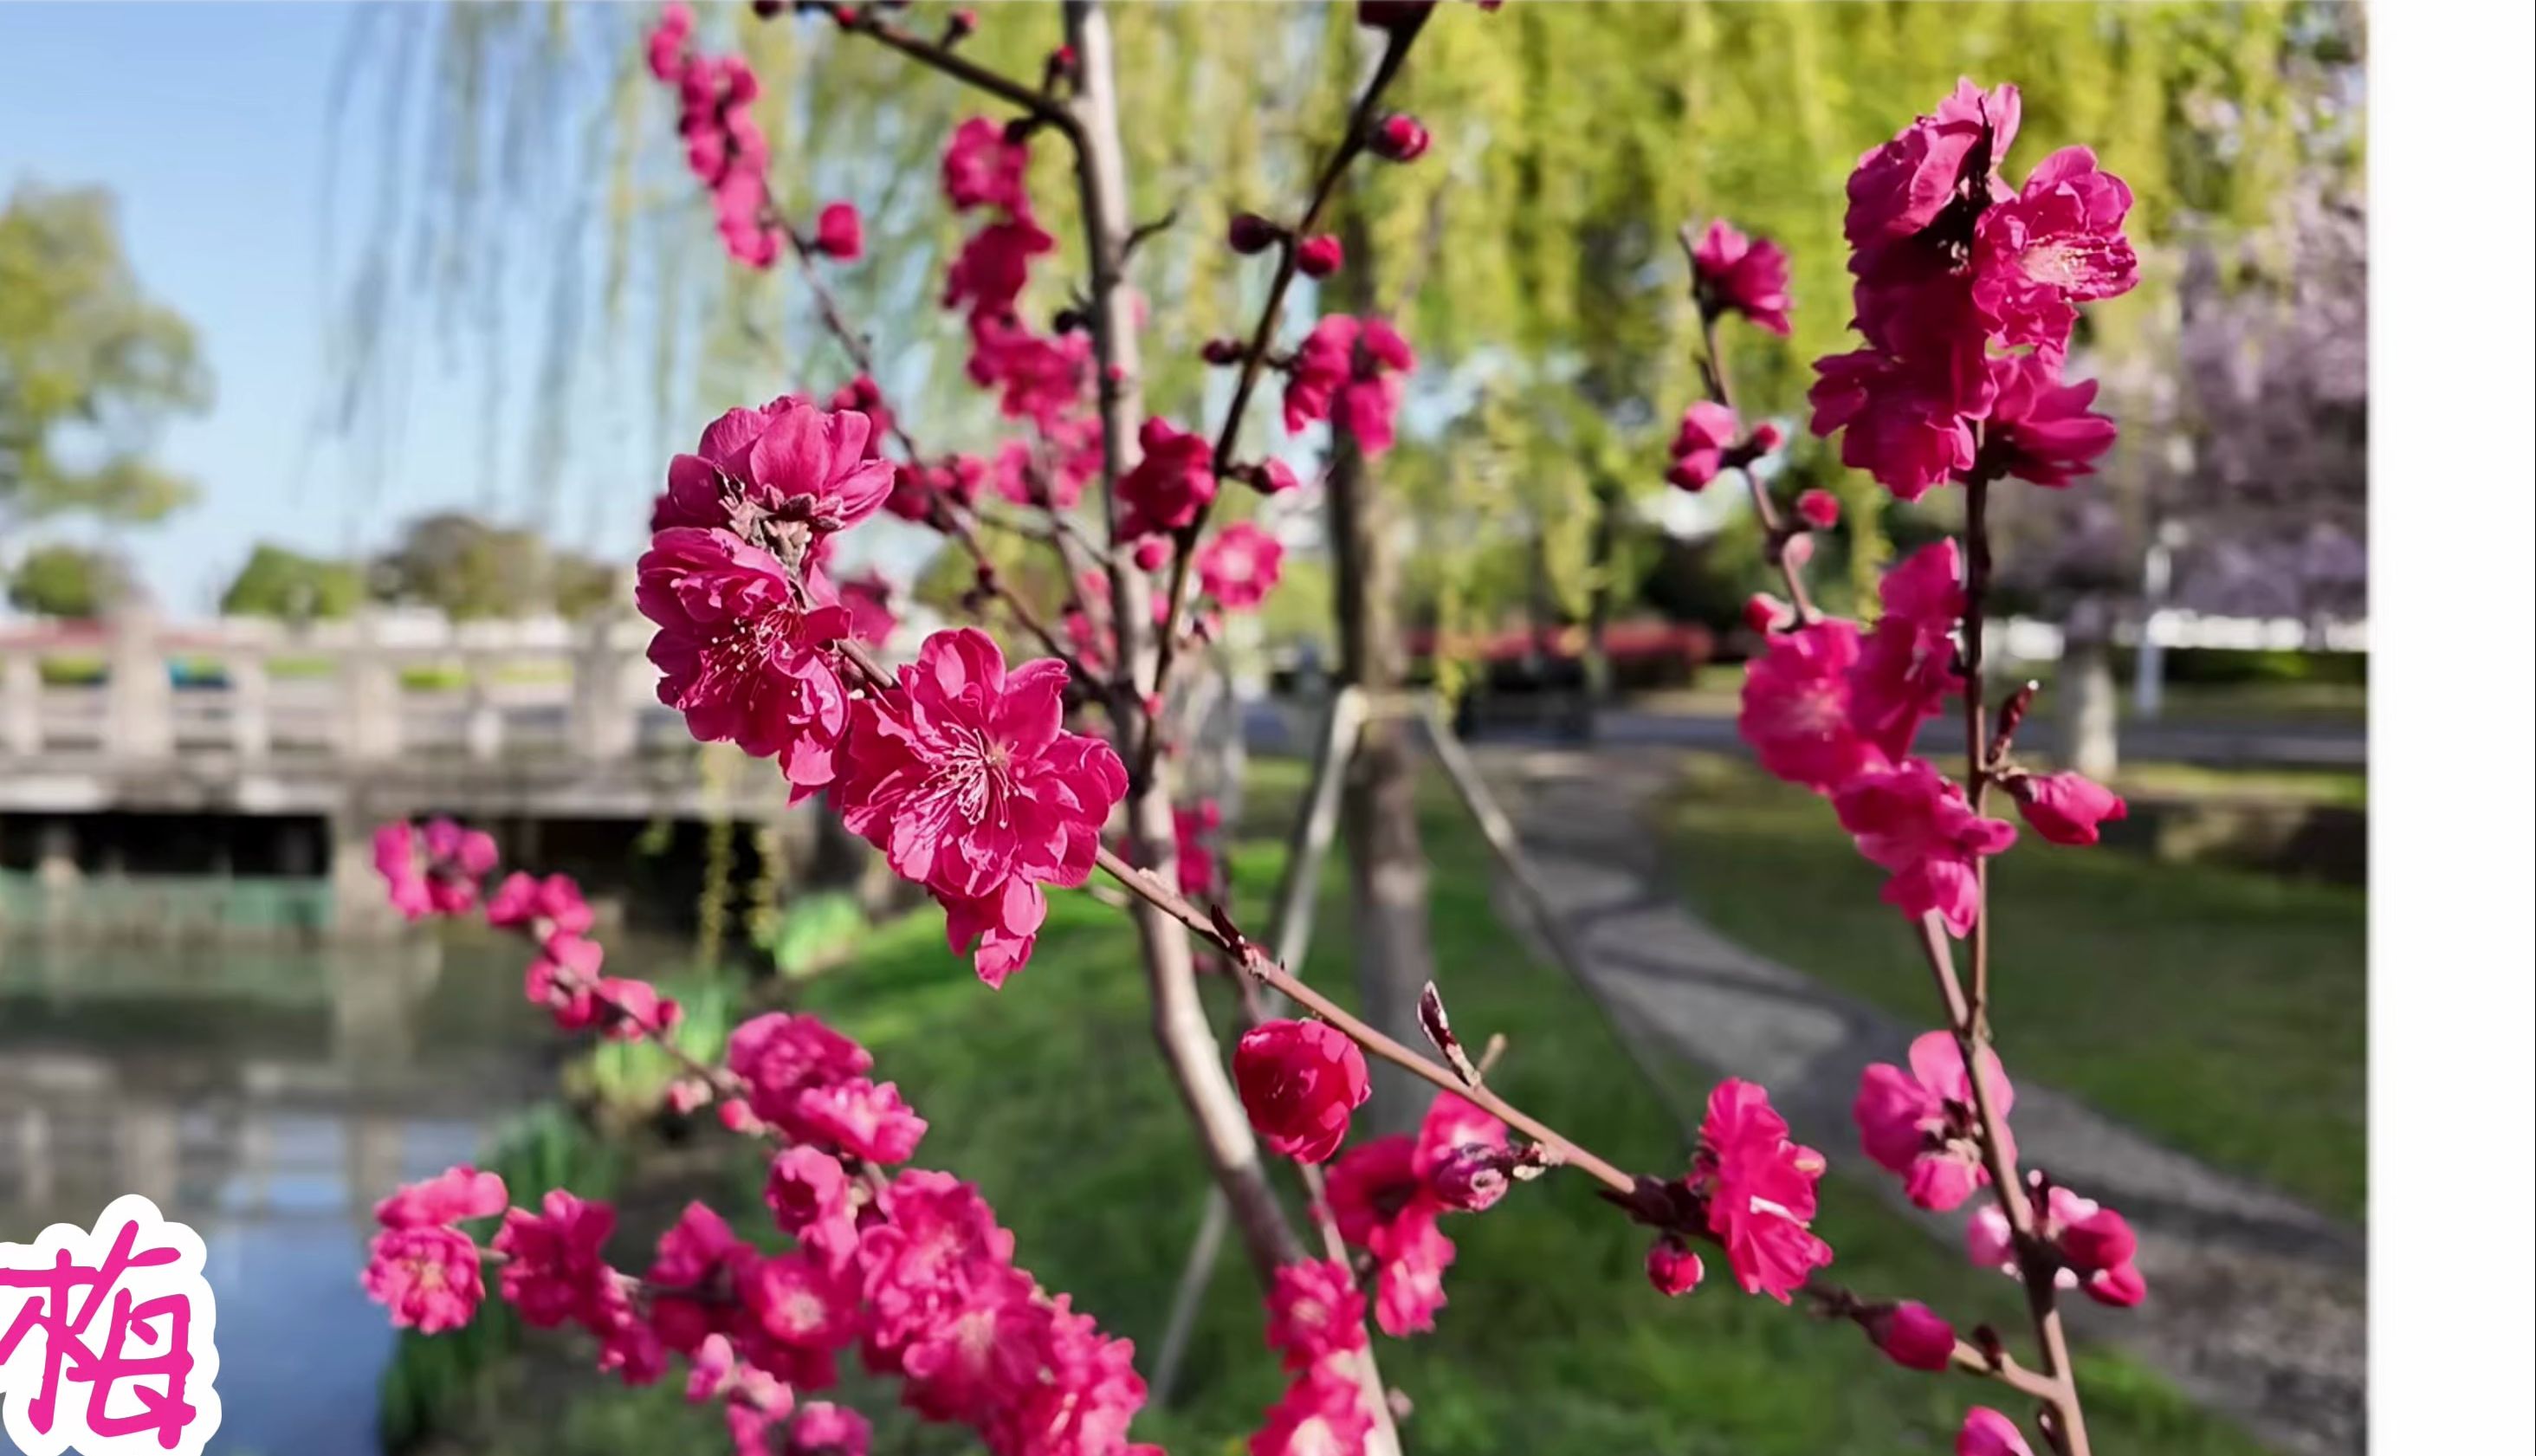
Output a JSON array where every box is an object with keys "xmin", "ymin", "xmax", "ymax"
[{"xmin": 2, "ymin": 3, "xmax": 660, "ymax": 612}]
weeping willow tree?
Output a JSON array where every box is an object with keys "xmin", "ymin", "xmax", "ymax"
[{"xmin": 331, "ymin": 2, "xmax": 2350, "ymax": 624}]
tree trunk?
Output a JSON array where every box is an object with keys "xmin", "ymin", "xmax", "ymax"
[
  {"xmin": 1324, "ymin": 191, "xmax": 1438, "ymax": 1133},
  {"xmin": 1578, "ymin": 477, "xmax": 1621, "ymax": 741},
  {"xmin": 2060, "ymin": 595, "xmax": 2120, "ymax": 781},
  {"xmin": 1064, "ymin": 0, "xmax": 1302, "ymax": 1285}
]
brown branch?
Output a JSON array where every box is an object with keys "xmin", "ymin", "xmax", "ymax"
[
  {"xmin": 818, "ymin": 3, "xmax": 1080, "ymax": 139},
  {"xmin": 1682, "ymin": 233, "xmax": 1817, "ymax": 627},
  {"xmin": 1143, "ymin": 10, "xmax": 1433, "ymax": 778}
]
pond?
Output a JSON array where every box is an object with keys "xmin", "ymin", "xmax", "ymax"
[{"xmin": 0, "ymin": 927, "xmax": 620, "ymax": 1456}]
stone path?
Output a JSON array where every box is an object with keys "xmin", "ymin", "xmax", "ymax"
[{"xmin": 1468, "ymin": 743, "xmax": 2365, "ymax": 1456}]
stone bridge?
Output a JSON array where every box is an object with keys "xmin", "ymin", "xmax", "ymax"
[{"xmin": 0, "ymin": 607, "xmax": 821, "ymax": 930}]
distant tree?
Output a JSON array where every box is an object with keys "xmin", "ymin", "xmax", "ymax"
[
  {"xmin": 6, "ymin": 540, "xmax": 131, "ymax": 619},
  {"xmin": 370, "ymin": 510, "xmax": 619, "ymax": 621},
  {"xmin": 220, "ymin": 542, "xmax": 367, "ymax": 621},
  {"xmin": 0, "ymin": 184, "xmax": 211, "ymax": 532}
]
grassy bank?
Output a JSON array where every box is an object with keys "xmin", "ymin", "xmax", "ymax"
[
  {"xmin": 1660, "ymin": 752, "xmax": 2366, "ymax": 1224},
  {"xmin": 414, "ymin": 754, "xmax": 2268, "ymax": 1455}
]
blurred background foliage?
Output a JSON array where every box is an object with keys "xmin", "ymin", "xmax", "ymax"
[{"xmin": 323, "ymin": 0, "xmax": 2364, "ymax": 650}]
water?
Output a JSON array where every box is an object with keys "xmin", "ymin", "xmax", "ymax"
[{"xmin": 0, "ymin": 931, "xmax": 553, "ymax": 1456}]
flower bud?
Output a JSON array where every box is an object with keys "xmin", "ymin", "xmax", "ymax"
[
  {"xmin": 1296, "ymin": 233, "xmax": 1344, "ymax": 278},
  {"xmin": 1778, "ymin": 533, "xmax": 1815, "ymax": 570},
  {"xmin": 814, "ymin": 201, "xmax": 863, "ymax": 261},
  {"xmin": 2082, "ymin": 1261, "xmax": 2147, "ymax": 1308},
  {"xmin": 1245, "ymin": 459, "xmax": 1302, "ymax": 495},
  {"xmin": 1743, "ymin": 593, "xmax": 1791, "ymax": 635},
  {"xmin": 1645, "ymin": 1238, "xmax": 1704, "ymax": 1297},
  {"xmin": 1233, "ymin": 1019, "xmax": 1372, "ymax": 1164},
  {"xmin": 1132, "ymin": 536, "xmax": 1171, "ymax": 572},
  {"xmin": 945, "ymin": 7, "xmax": 977, "ymax": 40},
  {"xmin": 2009, "ymin": 770, "xmax": 2129, "ymax": 847},
  {"xmin": 1426, "ymin": 1143, "xmax": 1512, "ymax": 1213},
  {"xmin": 2056, "ymin": 1207, "xmax": 2137, "ymax": 1273},
  {"xmin": 1227, "ymin": 212, "xmax": 1284, "ymax": 255},
  {"xmin": 1866, "ymin": 1300, "xmax": 1957, "ymax": 1370},
  {"xmin": 1201, "ymin": 338, "xmax": 1247, "ymax": 366},
  {"xmin": 1795, "ymin": 489, "xmax": 1841, "ymax": 529},
  {"xmin": 1370, "ymin": 113, "xmax": 1431, "ymax": 163}
]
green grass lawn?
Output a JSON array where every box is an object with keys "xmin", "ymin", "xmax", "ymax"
[
  {"xmin": 422, "ymin": 757, "xmax": 2270, "ymax": 1456},
  {"xmin": 1661, "ymin": 752, "xmax": 2366, "ymax": 1224}
]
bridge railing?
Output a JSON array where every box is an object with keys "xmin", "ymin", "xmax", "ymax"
[{"xmin": 0, "ymin": 608, "xmax": 676, "ymax": 767}]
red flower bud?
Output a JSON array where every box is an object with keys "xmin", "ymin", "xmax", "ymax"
[
  {"xmin": 1750, "ymin": 421, "xmax": 1786, "ymax": 453},
  {"xmin": 2083, "ymin": 1261, "xmax": 2147, "ymax": 1308},
  {"xmin": 813, "ymin": 201, "xmax": 863, "ymax": 261},
  {"xmin": 1795, "ymin": 489, "xmax": 1841, "ymax": 529},
  {"xmin": 2009, "ymin": 771, "xmax": 2128, "ymax": 847},
  {"xmin": 1743, "ymin": 593, "xmax": 1791, "ymax": 635},
  {"xmin": 1370, "ymin": 113, "xmax": 1430, "ymax": 163},
  {"xmin": 1866, "ymin": 1301, "xmax": 1957, "ymax": 1371},
  {"xmin": 1245, "ymin": 459, "xmax": 1301, "ymax": 495},
  {"xmin": 1645, "ymin": 1238, "xmax": 1704, "ymax": 1297},
  {"xmin": 1201, "ymin": 338, "xmax": 1247, "ymax": 366},
  {"xmin": 1227, "ymin": 212, "xmax": 1284, "ymax": 256},
  {"xmin": 1132, "ymin": 536, "xmax": 1171, "ymax": 572},
  {"xmin": 1425, "ymin": 1143, "xmax": 1511, "ymax": 1213},
  {"xmin": 1296, "ymin": 233, "xmax": 1344, "ymax": 278},
  {"xmin": 1233, "ymin": 1019, "xmax": 1371, "ymax": 1164},
  {"xmin": 946, "ymin": 7, "xmax": 977, "ymax": 39},
  {"xmin": 2056, "ymin": 1207, "xmax": 2137, "ymax": 1273}
]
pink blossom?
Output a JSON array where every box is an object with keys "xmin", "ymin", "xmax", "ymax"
[
  {"xmin": 1795, "ymin": 489, "xmax": 1841, "ymax": 529},
  {"xmin": 374, "ymin": 818, "xmax": 497, "ymax": 920},
  {"xmin": 646, "ymin": 4, "xmax": 693, "ymax": 82},
  {"xmin": 1250, "ymin": 1363, "xmax": 1372, "ymax": 1456},
  {"xmin": 965, "ymin": 316, "xmax": 1092, "ymax": 430},
  {"xmin": 794, "ymin": 1077, "xmax": 928, "ymax": 1165},
  {"xmin": 1174, "ymin": 800, "xmax": 1222, "ymax": 898},
  {"xmin": 1666, "ymin": 401, "xmax": 1739, "ymax": 491},
  {"xmin": 1959, "ymin": 1407, "xmax": 2036, "ymax": 1456},
  {"xmin": 815, "ymin": 201, "xmax": 864, "ymax": 261},
  {"xmin": 1283, "ymin": 315, "xmax": 1414, "ymax": 457},
  {"xmin": 1296, "ymin": 233, "xmax": 1344, "ymax": 278},
  {"xmin": 1737, "ymin": 619, "xmax": 1886, "ymax": 793},
  {"xmin": 1979, "ymin": 353, "xmax": 2119, "ymax": 488},
  {"xmin": 1694, "ymin": 1080, "xmax": 1833, "ymax": 1301},
  {"xmin": 1245, "ymin": 457, "xmax": 1303, "ymax": 495},
  {"xmin": 1117, "ymin": 417, "xmax": 1219, "ymax": 539},
  {"xmin": 1265, "ymin": 1259, "xmax": 1368, "ymax": 1369},
  {"xmin": 941, "ymin": 117, "xmax": 1031, "ymax": 215},
  {"xmin": 1197, "ymin": 522, "xmax": 1285, "ymax": 611},
  {"xmin": 684, "ymin": 1330, "xmax": 737, "ymax": 1405},
  {"xmin": 1853, "ymin": 1030, "xmax": 2015, "ymax": 1212},
  {"xmin": 1323, "ymin": 1091, "xmax": 1507, "ymax": 1335},
  {"xmin": 943, "ymin": 217, "xmax": 1057, "ymax": 319},
  {"xmin": 1847, "ymin": 541, "xmax": 1965, "ymax": 762},
  {"xmin": 1808, "ymin": 346, "xmax": 1980, "ymax": 501},
  {"xmin": 376, "ymin": 1166, "xmax": 509, "ymax": 1230},
  {"xmin": 2009, "ymin": 769, "xmax": 2127, "ymax": 845},
  {"xmin": 832, "ymin": 629, "xmax": 1127, "ymax": 986},
  {"xmin": 2084, "ymin": 1259, "xmax": 2147, "ymax": 1307},
  {"xmin": 1645, "ymin": 1239, "xmax": 1705, "ymax": 1297},
  {"xmin": 364, "ymin": 1226, "xmax": 487, "ymax": 1334},
  {"xmin": 485, "ymin": 871, "xmax": 595, "ymax": 936},
  {"xmin": 825, "ymin": 569, "xmax": 899, "ymax": 649},
  {"xmin": 765, "ymin": 1147, "xmax": 849, "ymax": 1236},
  {"xmin": 1832, "ymin": 759, "xmax": 2017, "ymax": 935},
  {"xmin": 637, "ymin": 527, "xmax": 855, "ymax": 790},
  {"xmin": 1234, "ymin": 1019, "xmax": 1373, "ymax": 1164},
  {"xmin": 493, "ymin": 1189, "xmax": 620, "ymax": 1331},
  {"xmin": 1692, "ymin": 219, "xmax": 1793, "ymax": 334},
  {"xmin": 742, "ymin": 1250, "xmax": 858, "ymax": 1354},
  {"xmin": 790, "ymin": 1402, "xmax": 871, "ymax": 1453},
  {"xmin": 1970, "ymin": 146, "xmax": 2138, "ymax": 354},
  {"xmin": 1868, "ymin": 1300, "xmax": 1957, "ymax": 1370},
  {"xmin": 1370, "ymin": 113, "xmax": 1430, "ymax": 162},
  {"xmin": 2058, "ymin": 1206, "xmax": 2136, "ymax": 1275},
  {"xmin": 1843, "ymin": 79, "xmax": 2022, "ymax": 275},
  {"xmin": 653, "ymin": 397, "xmax": 896, "ymax": 539}
]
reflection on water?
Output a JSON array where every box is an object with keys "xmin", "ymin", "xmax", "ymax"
[{"xmin": 0, "ymin": 931, "xmax": 552, "ymax": 1456}]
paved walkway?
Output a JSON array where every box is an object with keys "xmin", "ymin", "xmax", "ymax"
[{"xmin": 1470, "ymin": 744, "xmax": 2365, "ymax": 1456}]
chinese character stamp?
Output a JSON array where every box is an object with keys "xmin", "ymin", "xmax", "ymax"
[{"xmin": 3, "ymin": 1194, "xmax": 222, "ymax": 1456}]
